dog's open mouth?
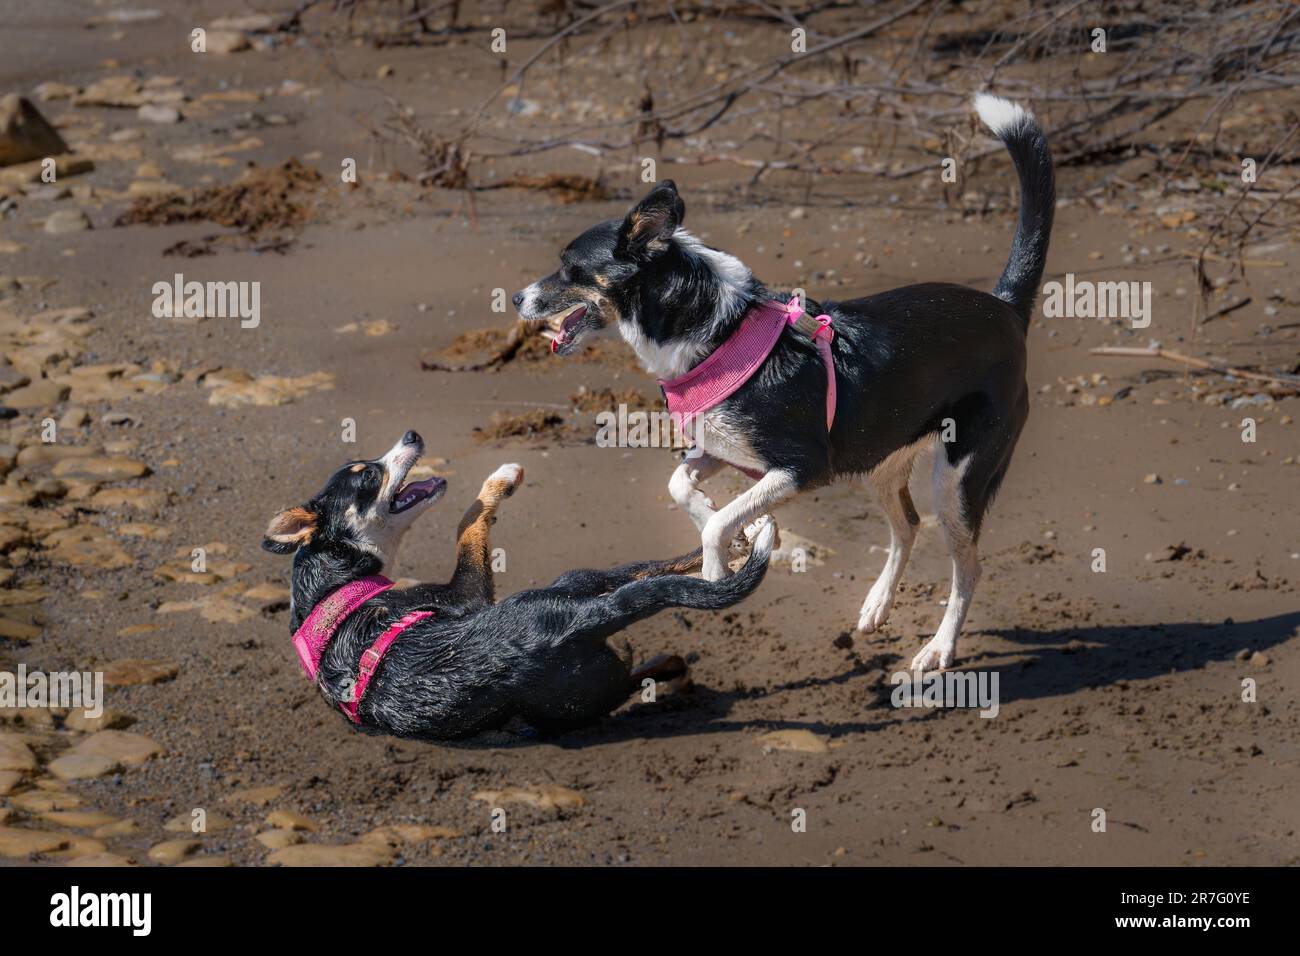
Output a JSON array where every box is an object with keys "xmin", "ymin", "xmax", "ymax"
[
  {"xmin": 389, "ymin": 475, "xmax": 446, "ymax": 514},
  {"xmin": 539, "ymin": 305, "xmax": 588, "ymax": 353}
]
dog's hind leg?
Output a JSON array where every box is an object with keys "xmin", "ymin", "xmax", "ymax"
[
  {"xmin": 668, "ymin": 447, "xmax": 726, "ymax": 532},
  {"xmin": 911, "ymin": 393, "xmax": 1025, "ymax": 670},
  {"xmin": 858, "ymin": 439, "xmax": 928, "ymax": 633},
  {"xmin": 447, "ymin": 463, "xmax": 524, "ymax": 605}
]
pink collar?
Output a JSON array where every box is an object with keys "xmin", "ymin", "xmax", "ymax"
[
  {"xmin": 291, "ymin": 575, "xmax": 432, "ymax": 724},
  {"xmin": 658, "ymin": 299, "xmax": 836, "ymax": 436}
]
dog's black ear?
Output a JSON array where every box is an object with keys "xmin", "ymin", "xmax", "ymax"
[
  {"xmin": 262, "ymin": 506, "xmax": 317, "ymax": 554},
  {"xmin": 617, "ymin": 180, "xmax": 684, "ymax": 259}
]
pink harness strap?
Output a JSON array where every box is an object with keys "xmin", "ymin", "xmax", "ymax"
[
  {"xmin": 291, "ymin": 575, "xmax": 431, "ymax": 725},
  {"xmin": 339, "ymin": 610, "xmax": 433, "ymax": 724},
  {"xmin": 658, "ymin": 299, "xmax": 836, "ymax": 438},
  {"xmin": 293, "ymin": 575, "xmax": 394, "ymax": 681}
]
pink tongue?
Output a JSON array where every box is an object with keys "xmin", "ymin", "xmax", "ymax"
[
  {"xmin": 551, "ymin": 306, "xmax": 586, "ymax": 353},
  {"xmin": 561, "ymin": 306, "xmax": 586, "ymax": 334}
]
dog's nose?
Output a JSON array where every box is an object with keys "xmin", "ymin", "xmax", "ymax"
[
  {"xmin": 403, "ymin": 430, "xmax": 421, "ymax": 446},
  {"xmin": 511, "ymin": 291, "xmax": 524, "ymax": 309}
]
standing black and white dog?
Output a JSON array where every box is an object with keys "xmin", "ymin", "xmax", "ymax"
[{"xmin": 512, "ymin": 94, "xmax": 1054, "ymax": 671}]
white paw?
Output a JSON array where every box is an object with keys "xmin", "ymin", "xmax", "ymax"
[
  {"xmin": 742, "ymin": 515, "xmax": 780, "ymax": 551},
  {"xmin": 702, "ymin": 549, "xmax": 732, "ymax": 581},
  {"xmin": 749, "ymin": 516, "xmax": 778, "ymax": 554},
  {"xmin": 856, "ymin": 582, "xmax": 895, "ymax": 634},
  {"xmin": 489, "ymin": 463, "xmax": 524, "ymax": 493},
  {"xmin": 910, "ymin": 636, "xmax": 956, "ymax": 672}
]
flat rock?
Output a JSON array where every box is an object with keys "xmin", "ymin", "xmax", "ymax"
[
  {"xmin": 756, "ymin": 729, "xmax": 830, "ymax": 754},
  {"xmin": 0, "ymin": 95, "xmax": 68, "ymax": 167},
  {"xmin": 157, "ymin": 596, "xmax": 255, "ymax": 624},
  {"xmin": 43, "ymin": 208, "xmax": 91, "ymax": 234},
  {"xmin": 360, "ymin": 824, "xmax": 459, "ymax": 847},
  {"xmin": 47, "ymin": 754, "xmax": 119, "ymax": 780},
  {"xmin": 255, "ymin": 828, "xmax": 301, "ymax": 849},
  {"xmin": 101, "ymin": 659, "xmax": 177, "ymax": 687},
  {"xmin": 175, "ymin": 855, "xmax": 231, "ymax": 867},
  {"xmin": 266, "ymin": 842, "xmax": 394, "ymax": 867},
  {"xmin": 64, "ymin": 852, "xmax": 134, "ymax": 867},
  {"xmin": 206, "ymin": 371, "xmax": 334, "ymax": 408},
  {"xmin": 471, "ymin": 784, "xmax": 585, "ymax": 811},
  {"xmin": 0, "ymin": 733, "xmax": 36, "ymax": 772},
  {"xmin": 264, "ymin": 809, "xmax": 317, "ymax": 832},
  {"xmin": 63, "ymin": 708, "xmax": 135, "ymax": 733},
  {"xmin": 43, "ymin": 525, "xmax": 133, "ymax": 570},
  {"xmin": 51, "ymin": 455, "xmax": 148, "ymax": 481},
  {"xmin": 223, "ymin": 784, "xmax": 284, "ymax": 806},
  {"xmin": 137, "ymin": 104, "xmax": 181, "ymax": 124},
  {"xmin": 205, "ymin": 29, "xmax": 251, "ymax": 55},
  {"xmin": 15, "ymin": 444, "xmax": 97, "ymax": 469},
  {"xmin": 147, "ymin": 839, "xmax": 199, "ymax": 864},
  {"xmin": 0, "ymin": 826, "xmax": 69, "ymax": 857},
  {"xmin": 93, "ymin": 819, "xmax": 139, "ymax": 838},
  {"xmin": 4, "ymin": 379, "xmax": 69, "ymax": 409},
  {"xmin": 8, "ymin": 790, "xmax": 84, "ymax": 814},
  {"xmin": 0, "ymin": 769, "xmax": 21, "ymax": 794},
  {"xmin": 164, "ymin": 811, "xmax": 234, "ymax": 833},
  {"xmin": 68, "ymin": 730, "xmax": 162, "ymax": 767},
  {"xmin": 88, "ymin": 487, "xmax": 166, "ymax": 512},
  {"xmin": 39, "ymin": 810, "xmax": 119, "ymax": 828},
  {"xmin": 73, "ymin": 76, "xmax": 147, "ymax": 108}
]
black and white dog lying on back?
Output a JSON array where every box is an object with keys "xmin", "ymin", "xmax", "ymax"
[
  {"xmin": 513, "ymin": 94, "xmax": 1055, "ymax": 672},
  {"xmin": 262, "ymin": 431, "xmax": 775, "ymax": 739}
]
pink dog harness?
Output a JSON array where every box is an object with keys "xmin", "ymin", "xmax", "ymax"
[
  {"xmin": 291, "ymin": 575, "xmax": 432, "ymax": 724},
  {"xmin": 658, "ymin": 298, "xmax": 836, "ymax": 435}
]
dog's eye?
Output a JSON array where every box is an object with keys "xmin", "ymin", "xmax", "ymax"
[{"xmin": 362, "ymin": 467, "xmax": 380, "ymax": 486}]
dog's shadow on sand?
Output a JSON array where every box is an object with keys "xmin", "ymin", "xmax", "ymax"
[{"xmin": 444, "ymin": 610, "xmax": 1300, "ymax": 750}]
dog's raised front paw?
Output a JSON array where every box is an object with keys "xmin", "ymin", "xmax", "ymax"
[{"xmin": 487, "ymin": 463, "xmax": 525, "ymax": 496}]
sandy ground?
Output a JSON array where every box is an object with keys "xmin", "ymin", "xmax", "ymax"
[{"xmin": 0, "ymin": 2, "xmax": 1297, "ymax": 867}]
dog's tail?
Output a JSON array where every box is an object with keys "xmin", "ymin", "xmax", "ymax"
[
  {"xmin": 975, "ymin": 93, "xmax": 1055, "ymax": 329},
  {"xmin": 583, "ymin": 520, "xmax": 776, "ymax": 636}
]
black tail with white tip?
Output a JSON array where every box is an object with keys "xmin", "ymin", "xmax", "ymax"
[{"xmin": 975, "ymin": 93, "xmax": 1055, "ymax": 328}]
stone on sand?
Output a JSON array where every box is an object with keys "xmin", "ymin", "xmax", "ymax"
[
  {"xmin": 147, "ymin": 839, "xmax": 199, "ymax": 864},
  {"xmin": 256, "ymin": 828, "xmax": 301, "ymax": 849},
  {"xmin": 47, "ymin": 754, "xmax": 119, "ymax": 781},
  {"xmin": 39, "ymin": 809, "xmax": 120, "ymax": 829},
  {"xmin": 264, "ymin": 809, "xmax": 317, "ymax": 832},
  {"xmin": 137, "ymin": 104, "xmax": 181, "ymax": 124},
  {"xmin": 101, "ymin": 659, "xmax": 177, "ymax": 686},
  {"xmin": 8, "ymin": 790, "xmax": 84, "ymax": 814},
  {"xmin": 3, "ymin": 379, "xmax": 69, "ymax": 409},
  {"xmin": 205, "ymin": 29, "xmax": 251, "ymax": 55},
  {"xmin": 0, "ymin": 95, "xmax": 68, "ymax": 167},
  {"xmin": 43, "ymin": 209, "xmax": 92, "ymax": 234},
  {"xmin": 64, "ymin": 708, "xmax": 135, "ymax": 732},
  {"xmin": 266, "ymin": 842, "xmax": 394, "ymax": 867},
  {"xmin": 68, "ymin": 729, "xmax": 162, "ymax": 767},
  {"xmin": 164, "ymin": 811, "xmax": 234, "ymax": 833},
  {"xmin": 64, "ymin": 852, "xmax": 134, "ymax": 866},
  {"xmin": 0, "ymin": 733, "xmax": 36, "ymax": 772},
  {"xmin": 51, "ymin": 455, "xmax": 148, "ymax": 481},
  {"xmin": 0, "ymin": 826, "xmax": 69, "ymax": 857},
  {"xmin": 471, "ymin": 784, "xmax": 585, "ymax": 811},
  {"xmin": 43, "ymin": 525, "xmax": 133, "ymax": 570},
  {"xmin": 756, "ymin": 729, "xmax": 830, "ymax": 754}
]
